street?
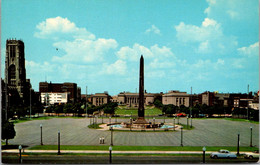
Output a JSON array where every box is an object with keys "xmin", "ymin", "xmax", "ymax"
[{"xmin": 2, "ymin": 154, "xmax": 258, "ymax": 164}]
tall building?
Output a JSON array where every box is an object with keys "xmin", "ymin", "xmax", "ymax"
[
  {"xmin": 39, "ymin": 82, "xmax": 80, "ymax": 103},
  {"xmin": 4, "ymin": 39, "xmax": 31, "ymax": 105}
]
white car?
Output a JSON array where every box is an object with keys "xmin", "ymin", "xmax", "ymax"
[
  {"xmin": 244, "ymin": 150, "xmax": 259, "ymax": 159},
  {"xmin": 210, "ymin": 149, "xmax": 237, "ymax": 159}
]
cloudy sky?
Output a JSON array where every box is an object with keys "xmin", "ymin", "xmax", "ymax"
[{"xmin": 1, "ymin": 0, "xmax": 259, "ymax": 95}]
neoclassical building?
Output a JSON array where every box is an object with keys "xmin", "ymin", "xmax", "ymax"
[
  {"xmin": 162, "ymin": 90, "xmax": 190, "ymax": 107},
  {"xmin": 92, "ymin": 93, "xmax": 111, "ymax": 106},
  {"xmin": 117, "ymin": 92, "xmax": 155, "ymax": 106}
]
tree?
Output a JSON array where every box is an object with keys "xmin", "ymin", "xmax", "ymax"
[
  {"xmin": 154, "ymin": 99, "xmax": 163, "ymax": 108},
  {"xmin": 2, "ymin": 120, "xmax": 16, "ymax": 145},
  {"xmin": 63, "ymin": 103, "xmax": 73, "ymax": 116}
]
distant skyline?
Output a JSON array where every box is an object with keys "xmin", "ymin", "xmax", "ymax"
[{"xmin": 1, "ymin": 0, "xmax": 259, "ymax": 95}]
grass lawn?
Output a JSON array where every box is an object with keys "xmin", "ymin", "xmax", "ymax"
[
  {"xmin": 29, "ymin": 145, "xmax": 258, "ymax": 152},
  {"xmin": 115, "ymin": 107, "xmax": 162, "ymax": 116}
]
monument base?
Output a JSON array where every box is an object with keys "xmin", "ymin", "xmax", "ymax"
[{"xmin": 133, "ymin": 117, "xmax": 148, "ymax": 124}]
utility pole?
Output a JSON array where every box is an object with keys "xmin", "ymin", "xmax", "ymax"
[
  {"xmin": 247, "ymin": 84, "xmax": 249, "ymax": 120},
  {"xmin": 30, "ymin": 88, "xmax": 32, "ymax": 119},
  {"xmin": 86, "ymin": 86, "xmax": 88, "ymax": 119}
]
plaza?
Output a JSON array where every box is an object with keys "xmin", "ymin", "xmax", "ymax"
[{"xmin": 8, "ymin": 117, "xmax": 259, "ymax": 148}]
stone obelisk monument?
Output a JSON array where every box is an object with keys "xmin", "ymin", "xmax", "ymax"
[{"xmin": 135, "ymin": 55, "xmax": 148, "ymax": 124}]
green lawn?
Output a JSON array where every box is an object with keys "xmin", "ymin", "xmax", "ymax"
[
  {"xmin": 29, "ymin": 145, "xmax": 258, "ymax": 152},
  {"xmin": 115, "ymin": 107, "xmax": 162, "ymax": 116}
]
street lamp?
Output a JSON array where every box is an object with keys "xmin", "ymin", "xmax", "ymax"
[
  {"xmin": 153, "ymin": 117, "xmax": 155, "ymax": 132},
  {"xmin": 130, "ymin": 117, "xmax": 132, "ymax": 131},
  {"xmin": 202, "ymin": 146, "xmax": 206, "ymax": 163},
  {"xmin": 187, "ymin": 116, "xmax": 189, "ymax": 129},
  {"xmin": 164, "ymin": 112, "xmax": 165, "ymax": 123},
  {"xmin": 173, "ymin": 117, "xmax": 175, "ymax": 131},
  {"xmin": 19, "ymin": 145, "xmax": 22, "ymax": 164},
  {"xmin": 190, "ymin": 115, "xmax": 193, "ymax": 128},
  {"xmin": 110, "ymin": 126, "xmax": 113, "ymax": 146},
  {"xmin": 30, "ymin": 88, "xmax": 31, "ymax": 119},
  {"xmin": 58, "ymin": 130, "xmax": 61, "ymax": 155},
  {"xmin": 237, "ymin": 133, "xmax": 240, "ymax": 156},
  {"xmin": 250, "ymin": 127, "xmax": 253, "ymax": 147},
  {"xmin": 40, "ymin": 124, "xmax": 43, "ymax": 145},
  {"xmin": 180, "ymin": 126, "xmax": 183, "ymax": 147},
  {"xmin": 109, "ymin": 146, "xmax": 112, "ymax": 164}
]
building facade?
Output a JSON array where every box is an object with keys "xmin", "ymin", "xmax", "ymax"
[
  {"xmin": 39, "ymin": 82, "xmax": 80, "ymax": 103},
  {"xmin": 41, "ymin": 92, "xmax": 69, "ymax": 105},
  {"xmin": 92, "ymin": 93, "xmax": 110, "ymax": 106},
  {"xmin": 162, "ymin": 90, "xmax": 190, "ymax": 107},
  {"xmin": 4, "ymin": 39, "xmax": 31, "ymax": 105},
  {"xmin": 116, "ymin": 92, "xmax": 155, "ymax": 106}
]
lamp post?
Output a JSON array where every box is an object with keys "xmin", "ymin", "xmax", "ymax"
[
  {"xmin": 110, "ymin": 126, "xmax": 113, "ymax": 146},
  {"xmin": 130, "ymin": 117, "xmax": 132, "ymax": 131},
  {"xmin": 30, "ymin": 88, "xmax": 32, "ymax": 119},
  {"xmin": 102, "ymin": 115, "xmax": 104, "ymax": 124},
  {"xmin": 202, "ymin": 146, "xmax": 206, "ymax": 163},
  {"xmin": 237, "ymin": 133, "xmax": 240, "ymax": 156},
  {"xmin": 164, "ymin": 112, "xmax": 165, "ymax": 123},
  {"xmin": 190, "ymin": 115, "xmax": 192, "ymax": 128},
  {"xmin": 187, "ymin": 116, "xmax": 189, "ymax": 129},
  {"xmin": 250, "ymin": 127, "xmax": 253, "ymax": 147},
  {"xmin": 153, "ymin": 117, "xmax": 155, "ymax": 132},
  {"xmin": 181, "ymin": 126, "xmax": 183, "ymax": 147},
  {"xmin": 109, "ymin": 146, "xmax": 112, "ymax": 164},
  {"xmin": 19, "ymin": 145, "xmax": 22, "ymax": 164},
  {"xmin": 58, "ymin": 130, "xmax": 61, "ymax": 155},
  {"xmin": 40, "ymin": 124, "xmax": 43, "ymax": 145},
  {"xmin": 173, "ymin": 117, "xmax": 175, "ymax": 131},
  {"xmin": 109, "ymin": 117, "xmax": 111, "ymax": 125},
  {"xmin": 96, "ymin": 116, "xmax": 98, "ymax": 124}
]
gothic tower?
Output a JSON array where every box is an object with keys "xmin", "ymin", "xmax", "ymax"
[{"xmin": 5, "ymin": 39, "xmax": 28, "ymax": 103}]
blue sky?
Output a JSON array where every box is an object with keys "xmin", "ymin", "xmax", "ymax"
[{"xmin": 1, "ymin": 0, "xmax": 259, "ymax": 95}]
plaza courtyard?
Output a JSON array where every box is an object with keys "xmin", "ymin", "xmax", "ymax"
[{"xmin": 8, "ymin": 117, "xmax": 259, "ymax": 148}]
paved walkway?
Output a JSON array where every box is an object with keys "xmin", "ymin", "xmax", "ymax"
[{"xmin": 8, "ymin": 117, "xmax": 259, "ymax": 147}]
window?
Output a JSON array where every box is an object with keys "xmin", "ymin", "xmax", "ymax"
[{"xmin": 183, "ymin": 98, "xmax": 185, "ymax": 105}]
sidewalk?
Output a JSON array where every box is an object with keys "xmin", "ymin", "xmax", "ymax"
[{"xmin": 2, "ymin": 149, "xmax": 248, "ymax": 155}]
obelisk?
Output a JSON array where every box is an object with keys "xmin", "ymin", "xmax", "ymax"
[{"xmin": 135, "ymin": 55, "xmax": 147, "ymax": 124}]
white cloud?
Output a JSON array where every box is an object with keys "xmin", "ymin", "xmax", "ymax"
[
  {"xmin": 116, "ymin": 43, "xmax": 174, "ymax": 62},
  {"xmin": 102, "ymin": 60, "xmax": 127, "ymax": 75},
  {"xmin": 52, "ymin": 38, "xmax": 118, "ymax": 63},
  {"xmin": 145, "ymin": 25, "xmax": 161, "ymax": 35},
  {"xmin": 175, "ymin": 18, "xmax": 222, "ymax": 43},
  {"xmin": 237, "ymin": 42, "xmax": 259, "ymax": 57},
  {"xmin": 204, "ymin": 0, "xmax": 258, "ymax": 21},
  {"xmin": 34, "ymin": 16, "xmax": 95, "ymax": 40},
  {"xmin": 175, "ymin": 18, "xmax": 237, "ymax": 54}
]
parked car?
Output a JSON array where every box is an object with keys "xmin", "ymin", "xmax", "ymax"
[
  {"xmin": 244, "ymin": 150, "xmax": 259, "ymax": 159},
  {"xmin": 176, "ymin": 113, "xmax": 186, "ymax": 117},
  {"xmin": 210, "ymin": 149, "xmax": 237, "ymax": 159}
]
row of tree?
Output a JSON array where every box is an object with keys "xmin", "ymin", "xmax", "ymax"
[{"xmin": 154, "ymin": 99, "xmax": 259, "ymax": 121}]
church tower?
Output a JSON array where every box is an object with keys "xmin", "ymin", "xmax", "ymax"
[{"xmin": 5, "ymin": 39, "xmax": 28, "ymax": 103}]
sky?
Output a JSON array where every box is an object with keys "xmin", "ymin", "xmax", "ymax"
[{"xmin": 1, "ymin": 0, "xmax": 259, "ymax": 95}]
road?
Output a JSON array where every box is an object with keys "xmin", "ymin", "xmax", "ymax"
[{"xmin": 2, "ymin": 154, "xmax": 258, "ymax": 164}]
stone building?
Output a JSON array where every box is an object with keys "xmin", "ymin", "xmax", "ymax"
[
  {"xmin": 116, "ymin": 92, "xmax": 155, "ymax": 106},
  {"xmin": 4, "ymin": 39, "xmax": 31, "ymax": 105},
  {"xmin": 198, "ymin": 91, "xmax": 215, "ymax": 106},
  {"xmin": 162, "ymin": 90, "xmax": 190, "ymax": 107},
  {"xmin": 92, "ymin": 93, "xmax": 111, "ymax": 106},
  {"xmin": 39, "ymin": 82, "xmax": 80, "ymax": 103}
]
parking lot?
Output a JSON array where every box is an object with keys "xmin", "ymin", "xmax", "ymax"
[{"xmin": 8, "ymin": 117, "xmax": 259, "ymax": 147}]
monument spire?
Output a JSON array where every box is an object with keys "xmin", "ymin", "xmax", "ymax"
[{"xmin": 138, "ymin": 55, "xmax": 145, "ymax": 118}]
